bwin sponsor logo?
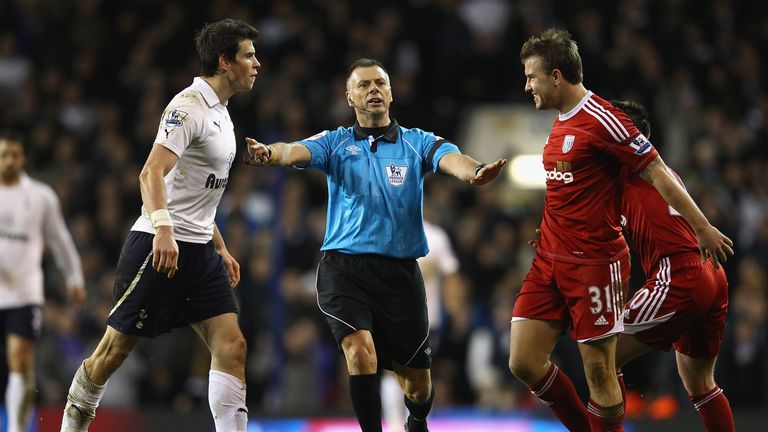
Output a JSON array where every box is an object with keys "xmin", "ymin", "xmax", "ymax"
[
  {"xmin": 545, "ymin": 167, "xmax": 574, "ymax": 183},
  {"xmin": 205, "ymin": 174, "xmax": 229, "ymax": 189}
]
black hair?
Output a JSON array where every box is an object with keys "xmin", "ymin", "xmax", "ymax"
[
  {"xmin": 610, "ymin": 99, "xmax": 651, "ymax": 138},
  {"xmin": 347, "ymin": 58, "xmax": 388, "ymax": 81},
  {"xmin": 0, "ymin": 130, "xmax": 26, "ymax": 151},
  {"xmin": 195, "ymin": 19, "xmax": 259, "ymax": 77}
]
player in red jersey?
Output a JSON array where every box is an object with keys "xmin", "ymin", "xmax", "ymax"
[
  {"xmin": 612, "ymin": 100, "xmax": 735, "ymax": 432},
  {"xmin": 510, "ymin": 28, "xmax": 734, "ymax": 432}
]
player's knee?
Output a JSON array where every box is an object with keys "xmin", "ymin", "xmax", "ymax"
[
  {"xmin": 680, "ymin": 373, "xmax": 716, "ymax": 396},
  {"xmin": 216, "ymin": 334, "xmax": 247, "ymax": 366},
  {"xmin": 404, "ymin": 383, "xmax": 431, "ymax": 404},
  {"xmin": 583, "ymin": 359, "xmax": 613, "ymax": 387},
  {"xmin": 345, "ymin": 344, "xmax": 376, "ymax": 372},
  {"xmin": 508, "ymin": 354, "xmax": 539, "ymax": 383}
]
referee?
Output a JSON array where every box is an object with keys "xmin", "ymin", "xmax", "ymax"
[{"xmin": 245, "ymin": 58, "xmax": 506, "ymax": 432}]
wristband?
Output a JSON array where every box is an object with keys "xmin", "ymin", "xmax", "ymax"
[
  {"xmin": 150, "ymin": 209, "xmax": 173, "ymax": 228},
  {"xmin": 267, "ymin": 145, "xmax": 280, "ymax": 165},
  {"xmin": 474, "ymin": 163, "xmax": 486, "ymax": 176}
]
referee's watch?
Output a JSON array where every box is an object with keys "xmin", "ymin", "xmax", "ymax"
[{"xmin": 474, "ymin": 163, "xmax": 486, "ymax": 176}]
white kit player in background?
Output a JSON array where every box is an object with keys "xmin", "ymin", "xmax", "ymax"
[
  {"xmin": 381, "ymin": 219, "xmax": 460, "ymax": 431},
  {"xmin": 0, "ymin": 134, "xmax": 85, "ymax": 432}
]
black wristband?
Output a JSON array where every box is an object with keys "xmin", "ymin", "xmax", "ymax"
[{"xmin": 474, "ymin": 163, "xmax": 486, "ymax": 176}]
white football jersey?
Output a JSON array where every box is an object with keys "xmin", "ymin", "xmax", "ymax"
[
  {"xmin": 131, "ymin": 77, "xmax": 237, "ymax": 243},
  {"xmin": 0, "ymin": 173, "xmax": 84, "ymax": 308},
  {"xmin": 418, "ymin": 221, "xmax": 459, "ymax": 329}
]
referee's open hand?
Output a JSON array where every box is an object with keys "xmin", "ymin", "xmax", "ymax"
[
  {"xmin": 470, "ymin": 158, "xmax": 507, "ymax": 186},
  {"xmin": 244, "ymin": 137, "xmax": 270, "ymax": 166}
]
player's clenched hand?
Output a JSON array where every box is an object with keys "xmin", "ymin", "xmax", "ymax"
[
  {"xmin": 153, "ymin": 226, "xmax": 179, "ymax": 278},
  {"xmin": 695, "ymin": 225, "xmax": 734, "ymax": 269},
  {"xmin": 218, "ymin": 248, "xmax": 241, "ymax": 288},
  {"xmin": 244, "ymin": 137, "xmax": 270, "ymax": 166},
  {"xmin": 470, "ymin": 158, "xmax": 508, "ymax": 186}
]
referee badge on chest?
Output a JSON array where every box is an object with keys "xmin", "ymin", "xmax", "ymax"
[
  {"xmin": 386, "ymin": 163, "xmax": 408, "ymax": 186},
  {"xmin": 562, "ymin": 135, "xmax": 575, "ymax": 153}
]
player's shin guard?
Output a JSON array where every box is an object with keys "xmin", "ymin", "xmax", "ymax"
[
  {"xmin": 208, "ymin": 370, "xmax": 248, "ymax": 432},
  {"xmin": 529, "ymin": 364, "xmax": 590, "ymax": 432},
  {"xmin": 61, "ymin": 361, "xmax": 107, "ymax": 432},
  {"xmin": 689, "ymin": 386, "xmax": 735, "ymax": 432},
  {"xmin": 404, "ymin": 383, "xmax": 434, "ymax": 431},
  {"xmin": 349, "ymin": 374, "xmax": 382, "ymax": 432},
  {"xmin": 587, "ymin": 399, "xmax": 625, "ymax": 432}
]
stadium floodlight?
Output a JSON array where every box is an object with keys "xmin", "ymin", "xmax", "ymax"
[{"xmin": 507, "ymin": 154, "xmax": 545, "ymax": 189}]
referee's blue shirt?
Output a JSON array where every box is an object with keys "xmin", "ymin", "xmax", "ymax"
[{"xmin": 298, "ymin": 120, "xmax": 460, "ymax": 259}]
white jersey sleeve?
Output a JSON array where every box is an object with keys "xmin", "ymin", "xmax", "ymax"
[
  {"xmin": 154, "ymin": 95, "xmax": 203, "ymax": 157},
  {"xmin": 41, "ymin": 186, "xmax": 84, "ymax": 290}
]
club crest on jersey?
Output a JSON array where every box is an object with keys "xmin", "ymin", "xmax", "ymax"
[
  {"xmin": 385, "ymin": 164, "xmax": 408, "ymax": 186},
  {"xmin": 562, "ymin": 135, "xmax": 575, "ymax": 153},
  {"xmin": 629, "ymin": 134, "xmax": 653, "ymax": 155}
]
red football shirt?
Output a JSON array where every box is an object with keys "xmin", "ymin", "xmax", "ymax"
[
  {"xmin": 622, "ymin": 167, "xmax": 700, "ymax": 275},
  {"xmin": 536, "ymin": 91, "xmax": 660, "ymax": 264}
]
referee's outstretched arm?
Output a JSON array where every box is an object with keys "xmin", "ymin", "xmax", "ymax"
[
  {"xmin": 437, "ymin": 152, "xmax": 507, "ymax": 186},
  {"xmin": 244, "ymin": 137, "xmax": 311, "ymax": 167}
]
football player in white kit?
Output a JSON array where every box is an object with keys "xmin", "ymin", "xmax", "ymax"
[
  {"xmin": 60, "ymin": 19, "xmax": 260, "ymax": 432},
  {"xmin": 0, "ymin": 134, "xmax": 85, "ymax": 432},
  {"xmin": 381, "ymin": 218, "xmax": 460, "ymax": 431}
]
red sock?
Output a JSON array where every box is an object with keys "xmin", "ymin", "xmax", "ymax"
[
  {"xmin": 587, "ymin": 398, "xmax": 625, "ymax": 432},
  {"xmin": 529, "ymin": 364, "xmax": 589, "ymax": 432},
  {"xmin": 689, "ymin": 386, "xmax": 735, "ymax": 432}
]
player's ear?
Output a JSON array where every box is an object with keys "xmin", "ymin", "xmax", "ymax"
[
  {"xmin": 552, "ymin": 68, "xmax": 562, "ymax": 86},
  {"xmin": 218, "ymin": 54, "xmax": 230, "ymax": 74},
  {"xmin": 346, "ymin": 91, "xmax": 353, "ymax": 107}
]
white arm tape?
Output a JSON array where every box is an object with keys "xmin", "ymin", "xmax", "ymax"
[{"xmin": 150, "ymin": 209, "xmax": 173, "ymax": 228}]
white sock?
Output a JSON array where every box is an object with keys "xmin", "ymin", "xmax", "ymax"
[
  {"xmin": 381, "ymin": 373, "xmax": 407, "ymax": 431},
  {"xmin": 61, "ymin": 361, "xmax": 107, "ymax": 432},
  {"xmin": 5, "ymin": 372, "xmax": 28, "ymax": 432},
  {"xmin": 208, "ymin": 370, "xmax": 247, "ymax": 432}
]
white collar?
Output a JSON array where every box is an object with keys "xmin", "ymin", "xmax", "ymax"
[
  {"xmin": 558, "ymin": 90, "xmax": 593, "ymax": 121},
  {"xmin": 192, "ymin": 77, "xmax": 226, "ymax": 107}
]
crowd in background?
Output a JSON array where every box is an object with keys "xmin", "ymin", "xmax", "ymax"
[{"xmin": 1, "ymin": 0, "xmax": 767, "ymax": 419}]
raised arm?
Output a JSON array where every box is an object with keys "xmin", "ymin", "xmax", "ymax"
[
  {"xmin": 437, "ymin": 153, "xmax": 507, "ymax": 185},
  {"xmin": 245, "ymin": 138, "xmax": 312, "ymax": 167},
  {"xmin": 639, "ymin": 155, "xmax": 734, "ymax": 267}
]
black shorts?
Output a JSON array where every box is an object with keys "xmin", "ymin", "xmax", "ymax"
[
  {"xmin": 0, "ymin": 305, "xmax": 42, "ymax": 341},
  {"xmin": 316, "ymin": 251, "xmax": 431, "ymax": 370},
  {"xmin": 106, "ymin": 231, "xmax": 238, "ymax": 338}
]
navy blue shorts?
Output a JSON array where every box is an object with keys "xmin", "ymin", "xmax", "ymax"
[
  {"xmin": 106, "ymin": 231, "xmax": 238, "ymax": 338},
  {"xmin": 316, "ymin": 251, "xmax": 432, "ymax": 370},
  {"xmin": 0, "ymin": 305, "xmax": 42, "ymax": 341}
]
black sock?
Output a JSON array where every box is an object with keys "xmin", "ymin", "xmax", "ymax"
[
  {"xmin": 405, "ymin": 384, "xmax": 434, "ymax": 423},
  {"xmin": 349, "ymin": 374, "xmax": 382, "ymax": 432}
]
